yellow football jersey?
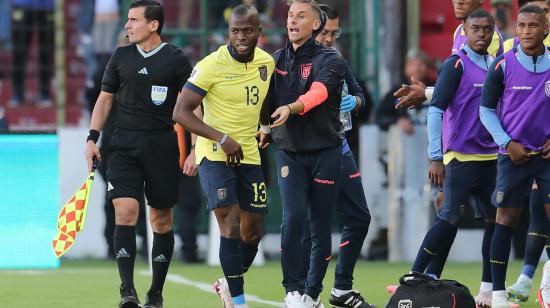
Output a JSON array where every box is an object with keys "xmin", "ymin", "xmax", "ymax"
[
  {"xmin": 443, "ymin": 152, "xmax": 497, "ymax": 165},
  {"xmin": 503, "ymin": 33, "xmax": 550, "ymax": 52},
  {"xmin": 188, "ymin": 45, "xmax": 275, "ymax": 165}
]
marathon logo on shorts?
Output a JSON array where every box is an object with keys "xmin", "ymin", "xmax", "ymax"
[
  {"xmin": 250, "ymin": 203, "xmax": 267, "ymax": 208},
  {"xmin": 259, "ymin": 65, "xmax": 268, "ymax": 81},
  {"xmin": 300, "ymin": 63, "xmax": 312, "ymax": 79},
  {"xmin": 151, "ymin": 85, "xmax": 168, "ymax": 105},
  {"xmin": 217, "ymin": 188, "xmax": 227, "ymax": 201},
  {"xmin": 398, "ymin": 299, "xmax": 412, "ymax": 308},
  {"xmin": 545, "ymin": 81, "xmax": 550, "ymax": 97}
]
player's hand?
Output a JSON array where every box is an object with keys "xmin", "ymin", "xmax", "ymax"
[
  {"xmin": 434, "ymin": 191, "xmax": 444, "ymax": 211},
  {"xmin": 340, "ymin": 95, "xmax": 357, "ymax": 112},
  {"xmin": 428, "ymin": 160, "xmax": 445, "ymax": 186},
  {"xmin": 271, "ymin": 106, "xmax": 291, "ymax": 128},
  {"xmin": 257, "ymin": 130, "xmax": 272, "ymax": 149},
  {"xmin": 394, "ymin": 77, "xmax": 427, "ymax": 109},
  {"xmin": 542, "ymin": 139, "xmax": 550, "ymax": 159},
  {"xmin": 183, "ymin": 150, "xmax": 198, "ymax": 176},
  {"xmin": 221, "ymin": 136, "xmax": 244, "ymax": 166},
  {"xmin": 507, "ymin": 141, "xmax": 530, "ymax": 164},
  {"xmin": 85, "ymin": 140, "xmax": 101, "ymax": 172}
]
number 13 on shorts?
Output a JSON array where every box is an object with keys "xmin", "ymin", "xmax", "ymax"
[{"xmin": 252, "ymin": 182, "xmax": 267, "ymax": 203}]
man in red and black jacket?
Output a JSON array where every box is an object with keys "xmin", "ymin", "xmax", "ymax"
[{"xmin": 259, "ymin": 0, "xmax": 347, "ymax": 306}]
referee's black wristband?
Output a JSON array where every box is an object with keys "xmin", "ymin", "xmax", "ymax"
[{"xmin": 86, "ymin": 129, "xmax": 100, "ymax": 144}]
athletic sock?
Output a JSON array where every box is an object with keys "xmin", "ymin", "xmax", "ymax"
[
  {"xmin": 232, "ymin": 294, "xmax": 246, "ymax": 305},
  {"xmin": 480, "ymin": 281, "xmax": 493, "ymax": 293},
  {"xmin": 241, "ymin": 241, "xmax": 258, "ymax": 274},
  {"xmin": 482, "ymin": 222, "xmax": 495, "ymax": 283},
  {"xmin": 426, "ymin": 226, "xmax": 457, "ymax": 278},
  {"xmin": 412, "ymin": 219, "xmax": 456, "ymax": 273},
  {"xmin": 490, "ymin": 223, "xmax": 514, "ymax": 290},
  {"xmin": 149, "ymin": 230, "xmax": 174, "ymax": 293},
  {"xmin": 220, "ymin": 237, "xmax": 244, "ymax": 297},
  {"xmin": 524, "ymin": 233, "xmax": 548, "ymax": 278},
  {"xmin": 114, "ymin": 225, "xmax": 137, "ymax": 288}
]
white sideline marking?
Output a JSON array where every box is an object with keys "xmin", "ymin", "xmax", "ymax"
[{"xmin": 140, "ymin": 271, "xmax": 284, "ymax": 307}]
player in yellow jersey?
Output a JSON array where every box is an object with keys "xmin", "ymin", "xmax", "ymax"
[{"xmin": 172, "ymin": 5, "xmax": 274, "ymax": 308}]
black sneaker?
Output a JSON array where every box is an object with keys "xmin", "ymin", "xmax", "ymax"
[
  {"xmin": 119, "ymin": 284, "xmax": 140, "ymax": 308},
  {"xmin": 329, "ymin": 290, "xmax": 376, "ymax": 308},
  {"xmin": 143, "ymin": 290, "xmax": 163, "ymax": 308}
]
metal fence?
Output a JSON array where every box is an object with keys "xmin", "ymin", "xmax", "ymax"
[{"xmin": 0, "ymin": 0, "xmax": 379, "ymax": 130}]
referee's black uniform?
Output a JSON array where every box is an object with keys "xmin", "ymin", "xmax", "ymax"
[
  {"xmin": 100, "ymin": 42, "xmax": 191, "ymax": 306},
  {"xmin": 102, "ymin": 43, "xmax": 191, "ymax": 208},
  {"xmin": 268, "ymin": 37, "xmax": 346, "ymax": 299}
]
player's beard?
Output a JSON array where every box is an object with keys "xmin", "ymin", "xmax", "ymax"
[{"xmin": 231, "ymin": 40, "xmax": 257, "ymax": 62}]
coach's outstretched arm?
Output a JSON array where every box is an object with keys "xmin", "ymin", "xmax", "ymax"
[
  {"xmin": 173, "ymin": 89, "xmax": 244, "ymax": 166},
  {"xmin": 85, "ymin": 91, "xmax": 114, "ymax": 172}
]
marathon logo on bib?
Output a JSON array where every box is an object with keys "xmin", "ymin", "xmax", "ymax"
[
  {"xmin": 151, "ymin": 86, "xmax": 168, "ymax": 105},
  {"xmin": 545, "ymin": 81, "xmax": 550, "ymax": 98}
]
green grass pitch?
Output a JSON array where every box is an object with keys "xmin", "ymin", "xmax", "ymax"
[{"xmin": 0, "ymin": 260, "xmax": 543, "ymax": 307}]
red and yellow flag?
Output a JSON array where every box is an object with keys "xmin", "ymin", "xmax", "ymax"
[{"xmin": 52, "ymin": 170, "xmax": 95, "ymax": 257}]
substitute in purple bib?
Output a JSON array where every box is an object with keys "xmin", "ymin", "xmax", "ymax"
[
  {"xmin": 479, "ymin": 5, "xmax": 550, "ymax": 308},
  {"xmin": 411, "ymin": 10, "xmax": 498, "ymax": 307}
]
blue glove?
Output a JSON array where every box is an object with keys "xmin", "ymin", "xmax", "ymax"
[{"xmin": 340, "ymin": 95, "xmax": 357, "ymax": 112}]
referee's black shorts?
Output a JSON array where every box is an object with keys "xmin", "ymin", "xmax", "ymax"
[{"xmin": 107, "ymin": 128, "xmax": 180, "ymax": 209}]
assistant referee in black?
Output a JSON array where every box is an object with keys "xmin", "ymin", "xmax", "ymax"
[{"xmin": 85, "ymin": 1, "xmax": 192, "ymax": 308}]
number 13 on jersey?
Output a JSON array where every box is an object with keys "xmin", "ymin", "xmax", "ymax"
[{"xmin": 245, "ymin": 86, "xmax": 260, "ymax": 106}]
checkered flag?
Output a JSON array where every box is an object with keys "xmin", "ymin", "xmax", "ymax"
[{"xmin": 52, "ymin": 162, "xmax": 96, "ymax": 257}]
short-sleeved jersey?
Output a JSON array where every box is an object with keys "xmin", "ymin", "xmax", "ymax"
[
  {"xmin": 102, "ymin": 43, "xmax": 192, "ymax": 131},
  {"xmin": 185, "ymin": 45, "xmax": 275, "ymax": 165}
]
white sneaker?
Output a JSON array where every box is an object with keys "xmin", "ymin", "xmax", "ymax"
[
  {"xmin": 213, "ymin": 277, "xmax": 234, "ymax": 308},
  {"xmin": 507, "ymin": 274, "xmax": 532, "ymax": 303},
  {"xmin": 538, "ymin": 260, "xmax": 550, "ymax": 308},
  {"xmin": 538, "ymin": 288, "xmax": 550, "ymax": 308},
  {"xmin": 475, "ymin": 290, "xmax": 492, "ymax": 308},
  {"xmin": 302, "ymin": 294, "xmax": 323, "ymax": 308},
  {"xmin": 284, "ymin": 291, "xmax": 303, "ymax": 308},
  {"xmin": 492, "ymin": 290, "xmax": 520, "ymax": 308}
]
